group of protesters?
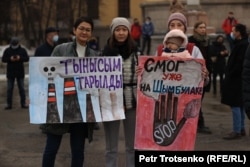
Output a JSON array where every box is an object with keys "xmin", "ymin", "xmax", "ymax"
[{"xmin": 2, "ymin": 4, "xmax": 250, "ymax": 166}]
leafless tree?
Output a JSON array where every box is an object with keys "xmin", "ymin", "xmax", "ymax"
[
  {"xmin": 0, "ymin": 0, "xmax": 100, "ymax": 47},
  {"xmin": 0, "ymin": 0, "xmax": 11, "ymax": 44}
]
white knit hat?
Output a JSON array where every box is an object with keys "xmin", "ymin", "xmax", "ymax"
[
  {"xmin": 163, "ymin": 29, "xmax": 188, "ymax": 48},
  {"xmin": 110, "ymin": 17, "xmax": 131, "ymax": 33}
]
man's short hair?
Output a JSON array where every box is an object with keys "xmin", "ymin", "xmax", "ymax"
[{"xmin": 45, "ymin": 27, "xmax": 59, "ymax": 35}]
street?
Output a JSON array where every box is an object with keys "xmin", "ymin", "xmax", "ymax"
[{"xmin": 0, "ymin": 78, "xmax": 249, "ymax": 167}]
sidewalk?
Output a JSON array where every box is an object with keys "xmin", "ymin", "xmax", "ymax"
[{"xmin": 0, "ymin": 79, "xmax": 249, "ymax": 167}]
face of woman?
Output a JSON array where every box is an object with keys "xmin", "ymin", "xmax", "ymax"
[
  {"xmin": 74, "ymin": 22, "xmax": 92, "ymax": 45},
  {"xmin": 114, "ymin": 25, "xmax": 129, "ymax": 43},
  {"xmin": 217, "ymin": 37, "xmax": 224, "ymax": 43},
  {"xmin": 169, "ymin": 20, "xmax": 185, "ymax": 32},
  {"xmin": 195, "ymin": 23, "xmax": 206, "ymax": 36}
]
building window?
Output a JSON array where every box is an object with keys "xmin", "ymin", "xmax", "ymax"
[
  {"xmin": 87, "ymin": 0, "xmax": 99, "ymax": 19},
  {"xmin": 118, "ymin": 0, "xmax": 130, "ymax": 18}
]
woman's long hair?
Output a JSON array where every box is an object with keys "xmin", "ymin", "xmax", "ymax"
[{"xmin": 108, "ymin": 33, "xmax": 136, "ymax": 54}]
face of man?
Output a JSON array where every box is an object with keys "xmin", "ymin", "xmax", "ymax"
[
  {"xmin": 232, "ymin": 27, "xmax": 240, "ymax": 40},
  {"xmin": 46, "ymin": 31, "xmax": 59, "ymax": 45},
  {"xmin": 134, "ymin": 19, "xmax": 139, "ymax": 25},
  {"xmin": 228, "ymin": 13, "xmax": 234, "ymax": 18}
]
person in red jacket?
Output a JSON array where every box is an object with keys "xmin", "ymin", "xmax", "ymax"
[
  {"xmin": 131, "ymin": 18, "xmax": 142, "ymax": 47},
  {"xmin": 222, "ymin": 11, "xmax": 238, "ymax": 50}
]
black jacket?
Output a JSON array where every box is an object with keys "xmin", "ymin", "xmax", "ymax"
[
  {"xmin": 2, "ymin": 45, "xmax": 29, "ymax": 78},
  {"xmin": 221, "ymin": 37, "xmax": 249, "ymax": 106},
  {"xmin": 188, "ymin": 35, "xmax": 212, "ymax": 92},
  {"xmin": 188, "ymin": 36, "xmax": 212, "ymax": 72},
  {"xmin": 34, "ymin": 41, "xmax": 55, "ymax": 56},
  {"xmin": 242, "ymin": 44, "xmax": 250, "ymax": 119},
  {"xmin": 210, "ymin": 41, "xmax": 228, "ymax": 74}
]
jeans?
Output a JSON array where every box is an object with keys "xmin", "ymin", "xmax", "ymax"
[
  {"xmin": 7, "ymin": 77, "xmax": 26, "ymax": 107},
  {"xmin": 231, "ymin": 107, "xmax": 245, "ymax": 133},
  {"xmin": 226, "ymin": 34, "xmax": 234, "ymax": 51},
  {"xmin": 42, "ymin": 123, "xmax": 86, "ymax": 167},
  {"xmin": 103, "ymin": 109, "xmax": 136, "ymax": 167}
]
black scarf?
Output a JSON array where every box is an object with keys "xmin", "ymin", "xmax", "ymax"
[
  {"xmin": 103, "ymin": 40, "xmax": 136, "ymax": 60},
  {"xmin": 193, "ymin": 33, "xmax": 209, "ymax": 47}
]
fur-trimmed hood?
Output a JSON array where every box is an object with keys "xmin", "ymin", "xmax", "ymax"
[{"xmin": 163, "ymin": 29, "xmax": 188, "ymax": 48}]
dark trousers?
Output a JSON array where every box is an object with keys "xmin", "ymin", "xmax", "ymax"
[
  {"xmin": 198, "ymin": 90, "xmax": 206, "ymax": 128},
  {"xmin": 142, "ymin": 36, "xmax": 151, "ymax": 55},
  {"xmin": 7, "ymin": 77, "xmax": 26, "ymax": 107},
  {"xmin": 103, "ymin": 109, "xmax": 136, "ymax": 167},
  {"xmin": 42, "ymin": 123, "xmax": 86, "ymax": 167},
  {"xmin": 134, "ymin": 38, "xmax": 141, "ymax": 47},
  {"xmin": 212, "ymin": 71, "xmax": 224, "ymax": 94}
]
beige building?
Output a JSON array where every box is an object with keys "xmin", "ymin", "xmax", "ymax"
[
  {"xmin": 3, "ymin": 0, "xmax": 149, "ymax": 46},
  {"xmin": 3, "ymin": 0, "xmax": 250, "ymax": 50},
  {"xmin": 96, "ymin": 0, "xmax": 250, "ymax": 50},
  {"xmin": 98, "ymin": 0, "xmax": 145, "ymax": 26}
]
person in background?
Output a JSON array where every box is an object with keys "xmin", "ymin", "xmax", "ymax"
[
  {"xmin": 34, "ymin": 27, "xmax": 59, "ymax": 56},
  {"xmin": 222, "ymin": 11, "xmax": 238, "ymax": 51},
  {"xmin": 210, "ymin": 35, "xmax": 229, "ymax": 96},
  {"xmin": 1, "ymin": 37, "xmax": 29, "ymax": 109},
  {"xmin": 131, "ymin": 18, "xmax": 142, "ymax": 47},
  {"xmin": 88, "ymin": 36, "xmax": 99, "ymax": 51},
  {"xmin": 188, "ymin": 20, "xmax": 212, "ymax": 134},
  {"xmin": 221, "ymin": 24, "xmax": 248, "ymax": 140},
  {"xmin": 102, "ymin": 17, "xmax": 140, "ymax": 167},
  {"xmin": 41, "ymin": 17, "xmax": 98, "ymax": 167},
  {"xmin": 68, "ymin": 30, "xmax": 75, "ymax": 42},
  {"xmin": 35, "ymin": 27, "xmax": 60, "ymax": 136},
  {"xmin": 142, "ymin": 16, "xmax": 154, "ymax": 55}
]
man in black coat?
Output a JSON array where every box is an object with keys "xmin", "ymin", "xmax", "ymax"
[
  {"xmin": 242, "ymin": 37, "xmax": 250, "ymax": 121},
  {"xmin": 34, "ymin": 27, "xmax": 59, "ymax": 56},
  {"xmin": 221, "ymin": 24, "xmax": 249, "ymax": 140},
  {"xmin": 1, "ymin": 37, "xmax": 29, "ymax": 109}
]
